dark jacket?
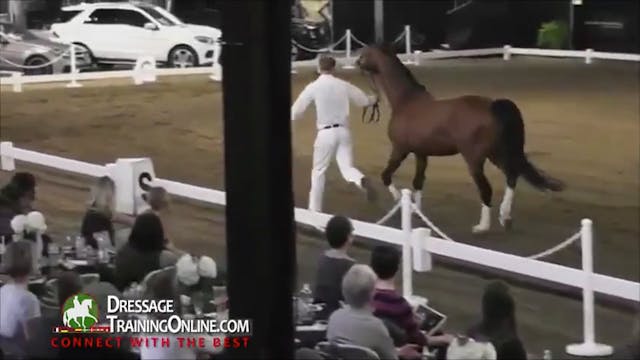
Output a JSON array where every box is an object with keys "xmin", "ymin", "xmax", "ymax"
[{"xmin": 80, "ymin": 209, "xmax": 115, "ymax": 249}]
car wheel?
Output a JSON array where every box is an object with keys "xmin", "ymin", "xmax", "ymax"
[
  {"xmin": 23, "ymin": 55, "xmax": 53, "ymax": 76},
  {"xmin": 168, "ymin": 46, "xmax": 198, "ymax": 68},
  {"xmin": 291, "ymin": 44, "xmax": 299, "ymax": 62},
  {"xmin": 73, "ymin": 43, "xmax": 96, "ymax": 67}
]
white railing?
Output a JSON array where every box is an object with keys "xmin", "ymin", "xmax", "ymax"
[{"xmin": 0, "ymin": 141, "xmax": 637, "ymax": 357}]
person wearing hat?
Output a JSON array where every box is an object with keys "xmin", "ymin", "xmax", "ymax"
[{"xmin": 291, "ymin": 55, "xmax": 378, "ymax": 213}]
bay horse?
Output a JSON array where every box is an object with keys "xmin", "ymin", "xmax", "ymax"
[{"xmin": 356, "ymin": 44, "xmax": 565, "ymax": 234}]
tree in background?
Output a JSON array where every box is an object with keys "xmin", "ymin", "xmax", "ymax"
[{"xmin": 537, "ymin": 20, "xmax": 570, "ymax": 49}]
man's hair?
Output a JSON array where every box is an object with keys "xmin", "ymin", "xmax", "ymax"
[
  {"xmin": 318, "ymin": 55, "xmax": 336, "ymax": 72},
  {"xmin": 370, "ymin": 245, "xmax": 400, "ymax": 280},
  {"xmin": 342, "ymin": 264, "xmax": 377, "ymax": 308},
  {"xmin": 5, "ymin": 240, "xmax": 33, "ymax": 278},
  {"xmin": 325, "ymin": 215, "xmax": 353, "ymax": 249}
]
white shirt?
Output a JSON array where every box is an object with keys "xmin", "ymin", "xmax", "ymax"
[
  {"xmin": 291, "ymin": 73, "xmax": 375, "ymax": 129},
  {"xmin": 0, "ymin": 282, "xmax": 41, "ymax": 339}
]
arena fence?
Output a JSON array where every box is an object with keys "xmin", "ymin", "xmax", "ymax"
[
  {"xmin": 2, "ymin": 25, "xmax": 639, "ymax": 92},
  {"xmin": 1, "ymin": 141, "xmax": 637, "ymax": 356}
]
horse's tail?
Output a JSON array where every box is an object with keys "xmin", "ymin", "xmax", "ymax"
[{"xmin": 491, "ymin": 99, "xmax": 565, "ymax": 192}]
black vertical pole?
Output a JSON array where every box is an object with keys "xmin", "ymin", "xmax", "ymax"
[{"xmin": 220, "ymin": 0, "xmax": 295, "ymax": 359}]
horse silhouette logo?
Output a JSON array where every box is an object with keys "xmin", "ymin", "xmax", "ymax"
[{"xmin": 61, "ymin": 293, "xmax": 99, "ymax": 330}]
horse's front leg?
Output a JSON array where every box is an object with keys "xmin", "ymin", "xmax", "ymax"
[
  {"xmin": 381, "ymin": 147, "xmax": 409, "ymax": 201},
  {"xmin": 412, "ymin": 155, "xmax": 428, "ymax": 212}
]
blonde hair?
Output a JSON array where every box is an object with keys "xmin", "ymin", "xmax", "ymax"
[
  {"xmin": 142, "ymin": 187, "xmax": 169, "ymax": 211},
  {"xmin": 89, "ymin": 176, "xmax": 115, "ymax": 216}
]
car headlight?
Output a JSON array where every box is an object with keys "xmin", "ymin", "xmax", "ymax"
[
  {"xmin": 51, "ymin": 47, "xmax": 64, "ymax": 55},
  {"xmin": 195, "ymin": 36, "xmax": 214, "ymax": 45}
]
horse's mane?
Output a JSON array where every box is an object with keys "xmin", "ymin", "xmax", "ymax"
[{"xmin": 372, "ymin": 43, "xmax": 427, "ymax": 94}]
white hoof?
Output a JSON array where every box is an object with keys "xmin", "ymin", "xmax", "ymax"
[
  {"xmin": 388, "ymin": 185, "xmax": 401, "ymax": 201},
  {"xmin": 472, "ymin": 224, "xmax": 490, "ymax": 234}
]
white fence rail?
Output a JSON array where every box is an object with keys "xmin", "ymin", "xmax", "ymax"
[
  {"xmin": 0, "ymin": 141, "xmax": 636, "ymax": 356},
  {"xmin": 1, "ymin": 141, "xmax": 638, "ymax": 303}
]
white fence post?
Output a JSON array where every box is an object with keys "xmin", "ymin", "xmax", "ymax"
[
  {"xmin": 65, "ymin": 44, "xmax": 82, "ymax": 88},
  {"xmin": 210, "ymin": 41, "xmax": 222, "ymax": 81},
  {"xmin": 342, "ymin": 29, "xmax": 355, "ymax": 69},
  {"xmin": 11, "ymin": 72, "xmax": 22, "ymax": 93},
  {"xmin": 0, "ymin": 142, "xmax": 15, "ymax": 171},
  {"xmin": 405, "ymin": 25, "xmax": 412, "ymax": 58},
  {"xmin": 413, "ymin": 50, "xmax": 422, "ymax": 66},
  {"xmin": 503, "ymin": 45, "xmax": 512, "ymax": 61},
  {"xmin": 411, "ymin": 228, "xmax": 432, "ymax": 272},
  {"xmin": 585, "ymin": 48, "xmax": 593, "ymax": 64},
  {"xmin": 565, "ymin": 219, "xmax": 613, "ymax": 357},
  {"xmin": 401, "ymin": 189, "xmax": 413, "ymax": 299},
  {"xmin": 133, "ymin": 56, "xmax": 157, "ymax": 85}
]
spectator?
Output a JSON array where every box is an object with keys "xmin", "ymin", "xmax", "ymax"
[
  {"xmin": 370, "ymin": 245, "xmax": 453, "ymax": 350},
  {"xmin": 327, "ymin": 264, "xmax": 421, "ymax": 360},
  {"xmin": 467, "ymin": 281, "xmax": 527, "ymax": 360},
  {"xmin": 0, "ymin": 172, "xmax": 36, "ymax": 240},
  {"xmin": 27, "ymin": 271, "xmax": 82, "ymax": 359},
  {"xmin": 114, "ymin": 212, "xmax": 179, "ymax": 291},
  {"xmin": 80, "ymin": 176, "xmax": 134, "ymax": 249},
  {"xmin": 0, "ymin": 241, "xmax": 40, "ymax": 354},
  {"xmin": 142, "ymin": 186, "xmax": 184, "ymax": 255},
  {"xmin": 313, "ymin": 215, "xmax": 355, "ymax": 319},
  {"xmin": 139, "ymin": 267, "xmax": 223, "ymax": 360}
]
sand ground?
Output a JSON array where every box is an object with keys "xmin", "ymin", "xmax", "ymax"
[{"xmin": 1, "ymin": 56, "xmax": 638, "ymax": 357}]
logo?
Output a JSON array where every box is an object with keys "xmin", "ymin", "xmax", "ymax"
[{"xmin": 62, "ymin": 293, "xmax": 99, "ymax": 330}]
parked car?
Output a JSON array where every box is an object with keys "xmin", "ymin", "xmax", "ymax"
[
  {"xmin": 0, "ymin": 22, "xmax": 91, "ymax": 75},
  {"xmin": 50, "ymin": 2, "xmax": 222, "ymax": 68}
]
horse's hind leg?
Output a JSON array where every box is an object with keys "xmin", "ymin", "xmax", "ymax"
[
  {"xmin": 381, "ymin": 147, "xmax": 408, "ymax": 201},
  {"xmin": 489, "ymin": 154, "xmax": 519, "ymax": 230},
  {"xmin": 412, "ymin": 155, "xmax": 428, "ymax": 212},
  {"xmin": 465, "ymin": 156, "xmax": 493, "ymax": 234}
]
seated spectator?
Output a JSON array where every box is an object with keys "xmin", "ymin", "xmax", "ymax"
[
  {"xmin": 370, "ymin": 245, "xmax": 453, "ymax": 350},
  {"xmin": 139, "ymin": 266, "xmax": 223, "ymax": 360},
  {"xmin": 313, "ymin": 215, "xmax": 356, "ymax": 319},
  {"xmin": 27, "ymin": 271, "xmax": 82, "ymax": 359},
  {"xmin": 142, "ymin": 186, "xmax": 184, "ymax": 256},
  {"xmin": 114, "ymin": 212, "xmax": 179, "ymax": 291},
  {"xmin": 0, "ymin": 241, "xmax": 41, "ymax": 353},
  {"xmin": 80, "ymin": 176, "xmax": 135, "ymax": 249},
  {"xmin": 467, "ymin": 281, "xmax": 527, "ymax": 360},
  {"xmin": 327, "ymin": 264, "xmax": 421, "ymax": 360},
  {"xmin": 0, "ymin": 172, "xmax": 36, "ymax": 241}
]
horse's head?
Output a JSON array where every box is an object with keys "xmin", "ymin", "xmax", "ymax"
[
  {"xmin": 81, "ymin": 299, "xmax": 93, "ymax": 310},
  {"xmin": 356, "ymin": 43, "xmax": 394, "ymax": 74}
]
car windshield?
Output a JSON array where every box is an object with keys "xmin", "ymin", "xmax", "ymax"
[
  {"xmin": 0, "ymin": 23, "xmax": 39, "ymax": 41},
  {"xmin": 56, "ymin": 10, "xmax": 82, "ymax": 23},
  {"xmin": 138, "ymin": 5, "xmax": 178, "ymax": 26},
  {"xmin": 153, "ymin": 6, "xmax": 185, "ymax": 25}
]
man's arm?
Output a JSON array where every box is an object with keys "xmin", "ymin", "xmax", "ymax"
[
  {"xmin": 291, "ymin": 84, "xmax": 314, "ymax": 121},
  {"xmin": 346, "ymin": 83, "xmax": 377, "ymax": 107}
]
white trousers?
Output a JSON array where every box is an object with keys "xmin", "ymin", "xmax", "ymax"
[{"xmin": 309, "ymin": 127, "xmax": 364, "ymax": 212}]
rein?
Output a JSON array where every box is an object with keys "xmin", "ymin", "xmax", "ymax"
[{"xmin": 361, "ymin": 71, "xmax": 381, "ymax": 124}]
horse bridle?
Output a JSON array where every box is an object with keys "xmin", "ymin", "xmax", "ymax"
[{"xmin": 361, "ymin": 71, "xmax": 381, "ymax": 124}]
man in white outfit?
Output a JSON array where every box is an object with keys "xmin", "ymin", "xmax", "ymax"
[{"xmin": 291, "ymin": 56, "xmax": 378, "ymax": 213}]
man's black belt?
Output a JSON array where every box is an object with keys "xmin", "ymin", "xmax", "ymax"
[{"xmin": 321, "ymin": 124, "xmax": 341, "ymax": 130}]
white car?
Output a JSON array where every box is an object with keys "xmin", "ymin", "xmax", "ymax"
[{"xmin": 50, "ymin": 2, "xmax": 222, "ymax": 68}]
